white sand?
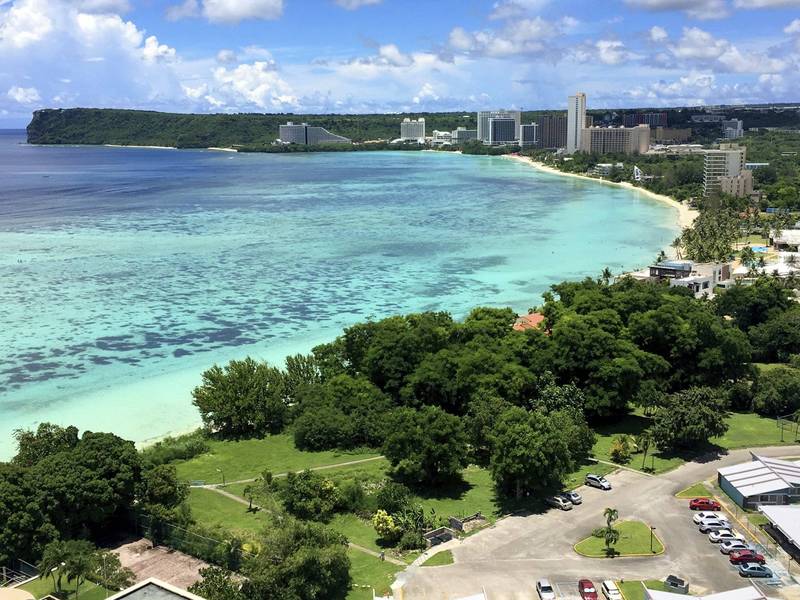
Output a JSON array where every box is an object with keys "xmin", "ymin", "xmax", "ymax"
[
  {"xmin": 504, "ymin": 154, "xmax": 698, "ymax": 230},
  {"xmin": 104, "ymin": 144, "xmax": 177, "ymax": 150}
]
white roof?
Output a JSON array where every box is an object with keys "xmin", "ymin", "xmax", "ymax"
[
  {"xmin": 774, "ymin": 229, "xmax": 800, "ymax": 245},
  {"xmin": 759, "ymin": 505, "xmax": 800, "ymax": 546},
  {"xmin": 645, "ymin": 586, "xmax": 765, "ymax": 600},
  {"xmin": 718, "ymin": 454, "xmax": 800, "ymax": 497}
]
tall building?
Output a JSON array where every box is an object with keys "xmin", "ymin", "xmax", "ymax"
[
  {"xmin": 653, "ymin": 127, "xmax": 692, "ymax": 143},
  {"xmin": 722, "ymin": 119, "xmax": 744, "ymax": 140},
  {"xmin": 477, "ymin": 110, "xmax": 521, "ymax": 143},
  {"xmin": 536, "ymin": 114, "xmax": 567, "ymax": 149},
  {"xmin": 578, "ymin": 125, "xmax": 650, "ymax": 155},
  {"xmin": 520, "ymin": 123, "xmax": 539, "ymax": 147},
  {"xmin": 488, "ymin": 117, "xmax": 518, "ymax": 145},
  {"xmin": 451, "ymin": 127, "xmax": 477, "ymax": 143},
  {"xmin": 719, "ymin": 170, "xmax": 754, "ymax": 197},
  {"xmin": 703, "ymin": 144, "xmax": 746, "ymax": 197},
  {"xmin": 623, "ymin": 112, "xmax": 668, "ymax": 128},
  {"xmin": 400, "ymin": 118, "xmax": 425, "ymax": 141},
  {"xmin": 567, "ymin": 92, "xmax": 587, "ymax": 154},
  {"xmin": 278, "ymin": 122, "xmax": 351, "ymax": 145}
]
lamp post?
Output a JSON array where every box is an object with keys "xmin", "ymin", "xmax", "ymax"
[
  {"xmin": 650, "ymin": 526, "xmax": 657, "ymax": 553},
  {"xmin": 217, "ymin": 468, "xmax": 225, "ymax": 486}
]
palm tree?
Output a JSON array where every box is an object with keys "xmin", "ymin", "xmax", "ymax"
[
  {"xmin": 601, "ymin": 267, "xmax": 612, "ymax": 285},
  {"xmin": 64, "ymin": 542, "xmax": 96, "ymax": 599},
  {"xmin": 604, "ymin": 526, "xmax": 621, "ymax": 557},
  {"xmin": 670, "ymin": 237, "xmax": 683, "ymax": 260},
  {"xmin": 637, "ymin": 429, "xmax": 654, "ymax": 471},
  {"xmin": 603, "ymin": 507, "xmax": 619, "ymax": 529},
  {"xmin": 38, "ymin": 541, "xmax": 70, "ymax": 593}
]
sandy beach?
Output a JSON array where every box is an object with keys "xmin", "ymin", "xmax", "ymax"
[{"xmin": 504, "ymin": 154, "xmax": 698, "ymax": 230}]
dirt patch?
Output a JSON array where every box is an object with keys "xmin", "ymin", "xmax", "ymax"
[{"xmin": 113, "ymin": 538, "xmax": 208, "ymax": 590}]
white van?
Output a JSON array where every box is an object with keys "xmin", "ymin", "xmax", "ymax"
[{"xmin": 601, "ymin": 580, "xmax": 622, "ymax": 600}]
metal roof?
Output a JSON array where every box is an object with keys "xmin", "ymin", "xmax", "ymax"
[
  {"xmin": 645, "ymin": 585, "xmax": 765, "ymax": 600},
  {"xmin": 718, "ymin": 454, "xmax": 800, "ymax": 497},
  {"xmin": 759, "ymin": 505, "xmax": 800, "ymax": 548}
]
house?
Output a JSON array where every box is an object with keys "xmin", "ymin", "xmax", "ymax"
[
  {"xmin": 649, "ymin": 260, "xmax": 694, "ymax": 279},
  {"xmin": 669, "ymin": 263, "xmax": 732, "ymax": 298},
  {"xmin": 106, "ymin": 578, "xmax": 207, "ymax": 600},
  {"xmin": 772, "ymin": 229, "xmax": 800, "ymax": 250},
  {"xmin": 513, "ymin": 313, "xmax": 545, "ymax": 332},
  {"xmin": 717, "ymin": 453, "xmax": 800, "ymax": 509}
]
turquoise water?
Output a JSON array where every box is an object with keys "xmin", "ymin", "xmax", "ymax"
[{"xmin": 0, "ymin": 131, "xmax": 678, "ymax": 458}]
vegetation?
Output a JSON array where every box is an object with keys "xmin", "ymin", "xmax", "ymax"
[
  {"xmin": 421, "ymin": 550, "xmax": 454, "ymax": 566},
  {"xmin": 575, "ymin": 520, "xmax": 664, "ymax": 557},
  {"xmin": 675, "ymin": 482, "xmax": 712, "ymax": 499}
]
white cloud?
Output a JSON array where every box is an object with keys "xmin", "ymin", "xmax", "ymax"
[
  {"xmin": 216, "ymin": 48, "xmax": 237, "ymax": 63},
  {"xmin": 595, "ymin": 40, "xmax": 632, "ymax": 64},
  {"xmin": 182, "ymin": 82, "xmax": 207, "ymax": 99},
  {"xmin": 623, "ymin": 0, "xmax": 728, "ymax": 19},
  {"xmin": 7, "ymin": 85, "xmax": 40, "ymax": 103},
  {"xmin": 668, "ymin": 27, "xmax": 786, "ymax": 73},
  {"xmin": 734, "ymin": 0, "xmax": 800, "ymax": 6},
  {"xmin": 649, "ymin": 25, "xmax": 668, "ymax": 42},
  {"xmin": 412, "ymin": 82, "xmax": 439, "ymax": 104},
  {"xmin": 71, "ymin": 0, "xmax": 131, "ymax": 13},
  {"xmin": 212, "ymin": 61, "xmax": 296, "ymax": 108},
  {"xmin": 165, "ymin": 0, "xmax": 198, "ymax": 21},
  {"xmin": 448, "ymin": 16, "xmax": 568, "ymax": 57},
  {"xmin": 334, "ymin": 0, "xmax": 381, "ymax": 9},
  {"xmin": 488, "ymin": 0, "xmax": 549, "ymax": 20},
  {"xmin": 165, "ymin": 0, "xmax": 283, "ymax": 23},
  {"xmin": 785, "ymin": 19, "xmax": 800, "ymax": 34},
  {"xmin": 0, "ymin": 0, "xmax": 54, "ymax": 48}
]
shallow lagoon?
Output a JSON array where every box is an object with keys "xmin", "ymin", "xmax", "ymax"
[{"xmin": 0, "ymin": 132, "xmax": 678, "ymax": 458}]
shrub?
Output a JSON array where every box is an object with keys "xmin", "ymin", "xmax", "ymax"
[
  {"xmin": 280, "ymin": 470, "xmax": 341, "ymax": 521},
  {"xmin": 372, "ymin": 510, "xmax": 401, "ymax": 543},
  {"xmin": 726, "ymin": 380, "xmax": 754, "ymax": 412},
  {"xmin": 375, "ymin": 481, "xmax": 412, "ymax": 514},
  {"xmin": 292, "ymin": 406, "xmax": 351, "ymax": 451},
  {"xmin": 338, "ymin": 479, "xmax": 367, "ymax": 513},
  {"xmin": 140, "ymin": 430, "xmax": 209, "ymax": 467},
  {"xmin": 398, "ymin": 530, "xmax": 426, "ymax": 551},
  {"xmin": 753, "ymin": 366, "xmax": 800, "ymax": 416},
  {"xmin": 609, "ymin": 435, "xmax": 633, "ymax": 464}
]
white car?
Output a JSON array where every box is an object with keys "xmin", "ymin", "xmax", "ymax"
[
  {"xmin": 693, "ymin": 511, "xmax": 728, "ymax": 525},
  {"xmin": 709, "ymin": 529, "xmax": 744, "ymax": 543},
  {"xmin": 720, "ymin": 540, "xmax": 754, "ymax": 555},
  {"xmin": 547, "ymin": 496, "xmax": 573, "ymax": 511},
  {"xmin": 601, "ymin": 580, "xmax": 622, "ymax": 600},
  {"xmin": 537, "ymin": 579, "xmax": 556, "ymax": 600},
  {"xmin": 699, "ymin": 519, "xmax": 729, "ymax": 532}
]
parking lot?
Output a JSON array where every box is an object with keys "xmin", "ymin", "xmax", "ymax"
[{"xmin": 397, "ymin": 446, "xmax": 800, "ymax": 600}]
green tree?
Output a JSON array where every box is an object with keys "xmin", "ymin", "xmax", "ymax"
[
  {"xmin": 680, "ymin": 208, "xmax": 739, "ymax": 262},
  {"xmin": 13, "ymin": 423, "xmax": 79, "ymax": 467},
  {"xmin": 38, "ymin": 540, "xmax": 71, "ymax": 593},
  {"xmin": 192, "ymin": 358, "xmax": 288, "ymax": 438},
  {"xmin": 280, "ymin": 471, "xmax": 341, "ymax": 521},
  {"xmin": 637, "ymin": 429, "xmax": 655, "ymax": 471},
  {"xmin": 603, "ymin": 507, "xmax": 619, "ymax": 529},
  {"xmin": 94, "ymin": 550, "xmax": 135, "ymax": 591},
  {"xmin": 749, "ymin": 307, "xmax": 800, "ymax": 362},
  {"xmin": 372, "ymin": 510, "xmax": 401, "ymax": 543},
  {"xmin": 189, "ymin": 567, "xmax": 245, "ymax": 600},
  {"xmin": 604, "ymin": 526, "xmax": 621, "ymax": 556},
  {"xmin": 753, "ymin": 366, "xmax": 800, "ymax": 416},
  {"xmin": 141, "ymin": 464, "xmax": 188, "ymax": 508},
  {"xmin": 651, "ymin": 387, "xmax": 729, "ymax": 451},
  {"xmin": 382, "ymin": 406, "xmax": 468, "ymax": 485},
  {"xmin": 63, "ymin": 540, "xmax": 96, "ymax": 599}
]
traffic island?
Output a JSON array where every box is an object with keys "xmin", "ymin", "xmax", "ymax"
[{"xmin": 574, "ymin": 520, "xmax": 665, "ymax": 557}]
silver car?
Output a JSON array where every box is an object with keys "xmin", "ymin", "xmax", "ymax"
[
  {"xmin": 537, "ymin": 579, "xmax": 556, "ymax": 600},
  {"xmin": 720, "ymin": 540, "xmax": 754, "ymax": 555},
  {"xmin": 547, "ymin": 495, "xmax": 573, "ymax": 510},
  {"xmin": 561, "ymin": 491, "xmax": 582, "ymax": 505},
  {"xmin": 699, "ymin": 519, "xmax": 729, "ymax": 532}
]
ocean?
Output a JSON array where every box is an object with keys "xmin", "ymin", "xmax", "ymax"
[{"xmin": 0, "ymin": 130, "xmax": 679, "ymax": 458}]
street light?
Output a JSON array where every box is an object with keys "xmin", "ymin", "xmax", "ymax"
[
  {"xmin": 650, "ymin": 526, "xmax": 657, "ymax": 553},
  {"xmin": 216, "ymin": 468, "xmax": 225, "ymax": 486}
]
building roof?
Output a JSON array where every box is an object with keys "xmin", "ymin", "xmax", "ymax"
[
  {"xmin": 513, "ymin": 313, "xmax": 545, "ymax": 332},
  {"xmin": 774, "ymin": 229, "xmax": 800, "ymax": 245},
  {"xmin": 0, "ymin": 589, "xmax": 36, "ymax": 600},
  {"xmin": 759, "ymin": 505, "xmax": 800, "ymax": 547},
  {"xmin": 654, "ymin": 260, "xmax": 693, "ymax": 270},
  {"xmin": 718, "ymin": 453, "xmax": 800, "ymax": 497},
  {"xmin": 645, "ymin": 586, "xmax": 765, "ymax": 600},
  {"xmin": 106, "ymin": 579, "xmax": 206, "ymax": 600}
]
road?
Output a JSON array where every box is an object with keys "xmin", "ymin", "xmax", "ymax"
[{"xmin": 396, "ymin": 445, "xmax": 800, "ymax": 600}]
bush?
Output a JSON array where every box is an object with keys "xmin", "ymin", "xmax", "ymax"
[
  {"xmin": 398, "ymin": 530, "xmax": 426, "ymax": 551},
  {"xmin": 280, "ymin": 470, "xmax": 341, "ymax": 521},
  {"xmin": 337, "ymin": 479, "xmax": 367, "ymax": 513},
  {"xmin": 292, "ymin": 406, "xmax": 351, "ymax": 451},
  {"xmin": 375, "ymin": 481, "xmax": 412, "ymax": 514},
  {"xmin": 140, "ymin": 430, "xmax": 209, "ymax": 467},
  {"xmin": 609, "ymin": 435, "xmax": 633, "ymax": 464},
  {"xmin": 372, "ymin": 510, "xmax": 401, "ymax": 543},
  {"xmin": 726, "ymin": 381, "xmax": 754, "ymax": 412},
  {"xmin": 753, "ymin": 366, "xmax": 800, "ymax": 416}
]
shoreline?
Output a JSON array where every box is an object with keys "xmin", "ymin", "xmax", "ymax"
[{"xmin": 503, "ymin": 154, "xmax": 698, "ymax": 230}]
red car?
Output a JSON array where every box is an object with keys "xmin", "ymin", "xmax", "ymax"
[
  {"xmin": 729, "ymin": 550, "xmax": 766, "ymax": 565},
  {"xmin": 689, "ymin": 498, "xmax": 721, "ymax": 511},
  {"xmin": 579, "ymin": 579, "xmax": 598, "ymax": 600}
]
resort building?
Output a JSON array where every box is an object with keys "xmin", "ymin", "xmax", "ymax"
[
  {"xmin": 649, "ymin": 260, "xmax": 694, "ymax": 279},
  {"xmin": 566, "ymin": 92, "xmax": 587, "ymax": 154},
  {"xmin": 400, "ymin": 118, "xmax": 425, "ymax": 141},
  {"xmin": 592, "ymin": 162, "xmax": 624, "ymax": 176},
  {"xmin": 623, "ymin": 112, "xmax": 668, "ymax": 128},
  {"xmin": 668, "ymin": 263, "xmax": 732, "ymax": 298},
  {"xmin": 477, "ymin": 110, "xmax": 521, "ymax": 144},
  {"xmin": 718, "ymin": 453, "xmax": 800, "ymax": 509},
  {"xmin": 722, "ymin": 119, "xmax": 744, "ymax": 140},
  {"xmin": 278, "ymin": 122, "xmax": 351, "ymax": 145},
  {"xmin": 430, "ymin": 130, "xmax": 452, "ymax": 147},
  {"xmin": 520, "ymin": 123, "xmax": 539, "ymax": 147},
  {"xmin": 703, "ymin": 144, "xmax": 746, "ymax": 197},
  {"xmin": 653, "ymin": 127, "xmax": 692, "ymax": 143},
  {"xmin": 535, "ymin": 114, "xmax": 567, "ymax": 149},
  {"xmin": 107, "ymin": 578, "xmax": 207, "ymax": 600},
  {"xmin": 488, "ymin": 117, "xmax": 518, "ymax": 145},
  {"xmin": 719, "ymin": 170, "xmax": 754, "ymax": 198},
  {"xmin": 451, "ymin": 127, "xmax": 477, "ymax": 143},
  {"xmin": 578, "ymin": 125, "xmax": 650, "ymax": 155}
]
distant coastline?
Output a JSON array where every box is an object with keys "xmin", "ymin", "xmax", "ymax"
[{"xmin": 503, "ymin": 154, "xmax": 698, "ymax": 230}]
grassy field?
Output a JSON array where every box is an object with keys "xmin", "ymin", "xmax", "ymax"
[
  {"xmin": 187, "ymin": 488, "xmax": 269, "ymax": 538},
  {"xmin": 19, "ymin": 575, "xmax": 113, "ymax": 600},
  {"xmin": 675, "ymin": 482, "xmax": 711, "ymax": 499},
  {"xmin": 592, "ymin": 414, "xmax": 685, "ymax": 474},
  {"xmin": 174, "ymin": 433, "xmax": 381, "ymax": 484},
  {"xmin": 421, "ymin": 550, "xmax": 454, "ymax": 567},
  {"xmin": 346, "ymin": 547, "xmax": 403, "ymax": 598},
  {"xmin": 712, "ymin": 412, "xmax": 790, "ymax": 448},
  {"xmin": 618, "ymin": 580, "xmax": 670, "ymax": 600},
  {"xmin": 574, "ymin": 520, "xmax": 664, "ymax": 557}
]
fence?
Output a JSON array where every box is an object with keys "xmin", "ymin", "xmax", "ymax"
[
  {"xmin": 722, "ymin": 502, "xmax": 799, "ymax": 578},
  {"xmin": 1, "ymin": 560, "xmax": 39, "ymax": 588}
]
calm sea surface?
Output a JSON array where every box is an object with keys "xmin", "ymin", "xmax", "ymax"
[{"xmin": 0, "ymin": 130, "xmax": 678, "ymax": 458}]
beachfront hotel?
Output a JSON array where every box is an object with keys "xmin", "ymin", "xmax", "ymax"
[
  {"xmin": 278, "ymin": 122, "xmax": 351, "ymax": 145},
  {"xmin": 566, "ymin": 92, "xmax": 587, "ymax": 154},
  {"xmin": 703, "ymin": 144, "xmax": 747, "ymax": 197},
  {"xmin": 536, "ymin": 114, "xmax": 567, "ymax": 149},
  {"xmin": 477, "ymin": 110, "xmax": 521, "ymax": 144},
  {"xmin": 579, "ymin": 124, "xmax": 650, "ymax": 155},
  {"xmin": 520, "ymin": 123, "xmax": 539, "ymax": 148},
  {"xmin": 400, "ymin": 118, "xmax": 426, "ymax": 141}
]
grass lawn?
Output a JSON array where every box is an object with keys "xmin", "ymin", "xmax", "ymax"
[
  {"xmin": 592, "ymin": 414, "xmax": 685, "ymax": 474},
  {"xmin": 675, "ymin": 482, "xmax": 711, "ymax": 499},
  {"xmin": 187, "ymin": 488, "xmax": 268, "ymax": 538},
  {"xmin": 421, "ymin": 550, "xmax": 454, "ymax": 567},
  {"xmin": 618, "ymin": 580, "xmax": 670, "ymax": 600},
  {"xmin": 712, "ymin": 411, "xmax": 794, "ymax": 448},
  {"xmin": 346, "ymin": 547, "xmax": 402, "ymax": 598},
  {"xmin": 174, "ymin": 433, "xmax": 381, "ymax": 484},
  {"xmin": 574, "ymin": 520, "xmax": 664, "ymax": 557},
  {"xmin": 328, "ymin": 513, "xmax": 384, "ymax": 552},
  {"xmin": 19, "ymin": 575, "xmax": 113, "ymax": 600}
]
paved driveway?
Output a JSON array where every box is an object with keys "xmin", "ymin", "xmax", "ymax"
[{"xmin": 396, "ymin": 446, "xmax": 800, "ymax": 600}]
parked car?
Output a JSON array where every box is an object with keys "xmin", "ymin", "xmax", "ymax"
[
  {"xmin": 693, "ymin": 511, "xmax": 728, "ymax": 525},
  {"xmin": 562, "ymin": 490, "xmax": 582, "ymax": 505},
  {"xmin": 709, "ymin": 529, "xmax": 744, "ymax": 543},
  {"xmin": 738, "ymin": 563, "xmax": 773, "ymax": 578},
  {"xmin": 729, "ymin": 550, "xmax": 766, "ymax": 565},
  {"xmin": 601, "ymin": 580, "xmax": 622, "ymax": 600},
  {"xmin": 699, "ymin": 519, "xmax": 729, "ymax": 533},
  {"xmin": 547, "ymin": 496, "xmax": 573, "ymax": 510},
  {"xmin": 585, "ymin": 474, "xmax": 612, "ymax": 490},
  {"xmin": 579, "ymin": 579, "xmax": 598, "ymax": 600},
  {"xmin": 720, "ymin": 540, "xmax": 754, "ymax": 555},
  {"xmin": 690, "ymin": 498, "xmax": 721, "ymax": 511},
  {"xmin": 538, "ymin": 579, "xmax": 556, "ymax": 600},
  {"xmin": 697, "ymin": 514, "xmax": 729, "ymax": 527}
]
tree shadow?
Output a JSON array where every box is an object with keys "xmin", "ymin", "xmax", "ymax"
[{"xmin": 408, "ymin": 474, "xmax": 472, "ymax": 502}]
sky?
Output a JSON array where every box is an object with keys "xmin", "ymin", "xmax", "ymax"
[{"xmin": 1, "ymin": 0, "xmax": 800, "ymax": 127}]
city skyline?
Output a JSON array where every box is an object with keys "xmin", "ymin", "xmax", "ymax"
[{"xmin": 2, "ymin": 0, "xmax": 800, "ymax": 127}]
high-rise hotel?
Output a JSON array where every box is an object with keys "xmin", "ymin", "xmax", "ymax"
[
  {"xmin": 477, "ymin": 110, "xmax": 521, "ymax": 144},
  {"xmin": 566, "ymin": 92, "xmax": 586, "ymax": 154}
]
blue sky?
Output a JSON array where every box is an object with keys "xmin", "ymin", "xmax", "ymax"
[{"xmin": 1, "ymin": 0, "xmax": 800, "ymax": 126}]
